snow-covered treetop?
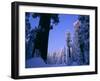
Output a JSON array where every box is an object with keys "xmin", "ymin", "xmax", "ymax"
[{"xmin": 73, "ymin": 20, "xmax": 81, "ymax": 31}]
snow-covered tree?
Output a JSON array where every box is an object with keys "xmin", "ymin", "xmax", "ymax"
[
  {"xmin": 53, "ymin": 52, "xmax": 57, "ymax": 64},
  {"xmin": 25, "ymin": 13, "xmax": 40, "ymax": 60},
  {"xmin": 72, "ymin": 15, "xmax": 89, "ymax": 65},
  {"xmin": 66, "ymin": 32, "xmax": 71, "ymax": 57},
  {"xmin": 72, "ymin": 20, "xmax": 82, "ymax": 65},
  {"xmin": 25, "ymin": 12, "xmax": 32, "ymax": 60},
  {"xmin": 78, "ymin": 15, "xmax": 90, "ymax": 65},
  {"xmin": 60, "ymin": 49, "xmax": 64, "ymax": 64},
  {"xmin": 63, "ymin": 47, "xmax": 67, "ymax": 64},
  {"xmin": 66, "ymin": 32, "xmax": 72, "ymax": 65}
]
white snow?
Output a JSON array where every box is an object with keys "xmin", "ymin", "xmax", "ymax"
[
  {"xmin": 26, "ymin": 56, "xmax": 83, "ymax": 68},
  {"xmin": 26, "ymin": 57, "xmax": 46, "ymax": 68},
  {"xmin": 26, "ymin": 56, "xmax": 69, "ymax": 68}
]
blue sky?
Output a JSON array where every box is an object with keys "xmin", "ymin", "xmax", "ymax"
[
  {"xmin": 28, "ymin": 13, "xmax": 78, "ymax": 54},
  {"xmin": 48, "ymin": 14, "xmax": 78, "ymax": 53}
]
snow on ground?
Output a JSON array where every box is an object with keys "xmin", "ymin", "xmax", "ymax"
[
  {"xmin": 71, "ymin": 62, "xmax": 78, "ymax": 66},
  {"xmin": 26, "ymin": 57, "xmax": 80, "ymax": 68},
  {"xmin": 26, "ymin": 57, "xmax": 69, "ymax": 68},
  {"xmin": 26, "ymin": 57, "xmax": 47, "ymax": 68}
]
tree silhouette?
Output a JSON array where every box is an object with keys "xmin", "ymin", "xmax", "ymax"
[{"xmin": 32, "ymin": 13, "xmax": 59, "ymax": 62}]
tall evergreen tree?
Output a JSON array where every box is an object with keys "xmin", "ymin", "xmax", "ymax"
[
  {"xmin": 66, "ymin": 32, "xmax": 72, "ymax": 65},
  {"xmin": 25, "ymin": 12, "xmax": 32, "ymax": 60},
  {"xmin": 32, "ymin": 13, "xmax": 59, "ymax": 62},
  {"xmin": 63, "ymin": 47, "xmax": 67, "ymax": 64},
  {"xmin": 73, "ymin": 15, "xmax": 89, "ymax": 65},
  {"xmin": 53, "ymin": 52, "xmax": 57, "ymax": 64},
  {"xmin": 66, "ymin": 32, "xmax": 71, "ymax": 57},
  {"xmin": 73, "ymin": 20, "xmax": 82, "ymax": 65},
  {"xmin": 78, "ymin": 15, "xmax": 89, "ymax": 64}
]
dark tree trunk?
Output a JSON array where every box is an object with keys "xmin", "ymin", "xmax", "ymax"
[
  {"xmin": 32, "ymin": 14, "xmax": 51, "ymax": 63},
  {"xmin": 39, "ymin": 14, "xmax": 51, "ymax": 62},
  {"xmin": 68, "ymin": 47, "xmax": 71, "ymax": 57}
]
